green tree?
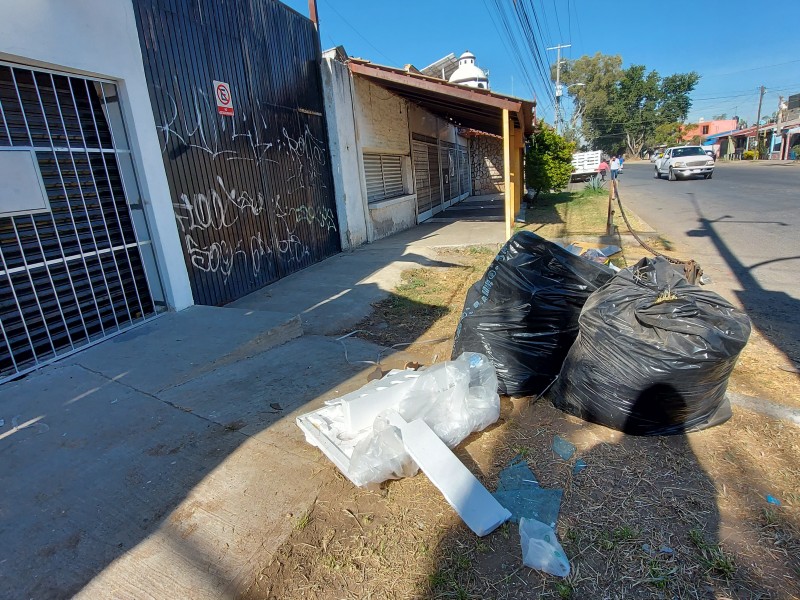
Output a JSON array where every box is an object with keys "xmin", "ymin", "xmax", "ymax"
[
  {"xmin": 556, "ymin": 53, "xmax": 624, "ymax": 154},
  {"xmin": 712, "ymin": 113, "xmax": 728, "ymax": 120},
  {"xmin": 525, "ymin": 124, "xmax": 575, "ymax": 199},
  {"xmin": 652, "ymin": 122, "xmax": 685, "ymax": 146},
  {"xmin": 557, "ymin": 53, "xmax": 699, "ymax": 156}
]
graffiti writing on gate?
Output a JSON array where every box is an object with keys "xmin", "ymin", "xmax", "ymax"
[{"xmin": 173, "ymin": 176, "xmax": 337, "ymax": 282}]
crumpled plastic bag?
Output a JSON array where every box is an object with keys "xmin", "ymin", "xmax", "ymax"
[
  {"xmin": 519, "ymin": 517, "xmax": 570, "ymax": 577},
  {"xmin": 399, "ymin": 352, "xmax": 500, "ymax": 447},
  {"xmin": 552, "ymin": 257, "xmax": 751, "ymax": 435},
  {"xmin": 348, "ymin": 416, "xmax": 419, "ymax": 487},
  {"xmin": 347, "ymin": 353, "xmax": 500, "ymax": 487}
]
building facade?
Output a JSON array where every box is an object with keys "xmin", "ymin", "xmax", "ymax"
[{"xmin": 0, "ymin": 0, "xmax": 343, "ymax": 380}]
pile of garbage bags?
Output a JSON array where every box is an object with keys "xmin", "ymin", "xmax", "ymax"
[
  {"xmin": 454, "ymin": 232, "xmax": 751, "ymax": 435},
  {"xmin": 552, "ymin": 256, "xmax": 751, "ymax": 435},
  {"xmin": 452, "ymin": 231, "xmax": 614, "ymax": 397}
]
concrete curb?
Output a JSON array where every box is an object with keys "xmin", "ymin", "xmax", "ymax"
[{"xmin": 728, "ymin": 391, "xmax": 800, "ymax": 427}]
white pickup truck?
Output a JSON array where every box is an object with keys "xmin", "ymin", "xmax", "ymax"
[
  {"xmin": 654, "ymin": 146, "xmax": 715, "ymax": 181},
  {"xmin": 571, "ymin": 150, "xmax": 602, "ymax": 182}
]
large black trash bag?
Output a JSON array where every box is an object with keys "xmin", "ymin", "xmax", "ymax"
[
  {"xmin": 452, "ymin": 231, "xmax": 614, "ymax": 396},
  {"xmin": 551, "ymin": 256, "xmax": 751, "ymax": 435}
]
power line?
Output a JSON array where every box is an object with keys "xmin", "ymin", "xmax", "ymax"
[
  {"xmin": 487, "ymin": 0, "xmax": 554, "ymax": 112},
  {"xmin": 714, "ymin": 59, "xmax": 800, "ymax": 77},
  {"xmin": 318, "ymin": 0, "xmax": 398, "ymax": 66},
  {"xmin": 483, "ymin": 0, "xmax": 539, "ymax": 100}
]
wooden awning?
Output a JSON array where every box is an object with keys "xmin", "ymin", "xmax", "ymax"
[{"xmin": 347, "ymin": 60, "xmax": 535, "ymax": 137}]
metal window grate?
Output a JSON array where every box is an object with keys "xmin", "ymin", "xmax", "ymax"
[
  {"xmin": 0, "ymin": 63, "xmax": 164, "ymax": 383},
  {"xmin": 363, "ymin": 154, "xmax": 404, "ymax": 204}
]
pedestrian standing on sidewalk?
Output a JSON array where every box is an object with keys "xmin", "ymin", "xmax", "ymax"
[
  {"xmin": 619, "ymin": 155, "xmax": 625, "ymax": 172},
  {"xmin": 610, "ymin": 155, "xmax": 620, "ymax": 180},
  {"xmin": 598, "ymin": 158, "xmax": 609, "ymax": 181}
]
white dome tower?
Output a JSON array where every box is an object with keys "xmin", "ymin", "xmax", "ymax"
[{"xmin": 448, "ymin": 51, "xmax": 489, "ymax": 89}]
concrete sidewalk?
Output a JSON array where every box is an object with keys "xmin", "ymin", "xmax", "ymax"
[{"xmin": 0, "ymin": 199, "xmax": 506, "ymax": 599}]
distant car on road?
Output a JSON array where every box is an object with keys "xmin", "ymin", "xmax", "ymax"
[{"xmin": 654, "ymin": 146, "xmax": 715, "ymax": 181}]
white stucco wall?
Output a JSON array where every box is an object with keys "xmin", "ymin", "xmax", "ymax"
[
  {"xmin": 0, "ymin": 0, "xmax": 193, "ymax": 310},
  {"xmin": 320, "ymin": 56, "xmax": 369, "ymax": 249},
  {"xmin": 321, "ymin": 59, "xmax": 420, "ymax": 244}
]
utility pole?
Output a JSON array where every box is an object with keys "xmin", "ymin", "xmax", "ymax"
[
  {"xmin": 308, "ymin": 0, "xmax": 318, "ymax": 29},
  {"xmin": 776, "ymin": 96, "xmax": 786, "ymax": 159},
  {"xmin": 753, "ymin": 85, "xmax": 766, "ymax": 157},
  {"xmin": 547, "ymin": 43, "xmax": 571, "ymax": 134}
]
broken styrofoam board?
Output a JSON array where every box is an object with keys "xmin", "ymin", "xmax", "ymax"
[
  {"xmin": 387, "ymin": 413, "xmax": 511, "ymax": 537},
  {"xmin": 296, "ymin": 403, "xmax": 371, "ymax": 485},
  {"xmin": 335, "ymin": 369, "xmax": 421, "ymax": 432}
]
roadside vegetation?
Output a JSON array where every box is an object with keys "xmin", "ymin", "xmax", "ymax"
[{"xmin": 241, "ymin": 188, "xmax": 800, "ymax": 600}]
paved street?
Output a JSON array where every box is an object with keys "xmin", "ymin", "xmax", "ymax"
[{"xmin": 618, "ymin": 161, "xmax": 800, "ymax": 364}]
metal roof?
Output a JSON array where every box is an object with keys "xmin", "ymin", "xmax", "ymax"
[
  {"xmin": 419, "ymin": 53, "xmax": 459, "ymax": 80},
  {"xmin": 347, "ymin": 59, "xmax": 534, "ymax": 137}
]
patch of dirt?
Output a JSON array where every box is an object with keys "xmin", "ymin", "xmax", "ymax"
[
  {"xmin": 242, "ymin": 242, "xmax": 800, "ymax": 600},
  {"xmin": 337, "ymin": 247, "xmax": 498, "ymax": 366},
  {"xmin": 242, "ymin": 395, "xmax": 799, "ymax": 600}
]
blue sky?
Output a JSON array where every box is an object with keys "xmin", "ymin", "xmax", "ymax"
[{"xmin": 283, "ymin": 0, "xmax": 799, "ymax": 128}]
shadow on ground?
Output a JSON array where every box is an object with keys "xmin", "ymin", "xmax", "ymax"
[
  {"xmin": 684, "ymin": 192, "xmax": 800, "ymax": 366},
  {"xmin": 0, "ymin": 219, "xmax": 467, "ymax": 600}
]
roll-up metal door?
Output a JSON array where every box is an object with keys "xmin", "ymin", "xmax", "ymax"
[
  {"xmin": 412, "ymin": 135, "xmax": 443, "ymax": 221},
  {"xmin": 440, "ymin": 142, "xmax": 458, "ymax": 204},
  {"xmin": 412, "ymin": 141, "xmax": 433, "ymax": 216},
  {"xmin": 457, "ymin": 144, "xmax": 470, "ymax": 197},
  {"xmin": 0, "ymin": 63, "xmax": 163, "ymax": 382}
]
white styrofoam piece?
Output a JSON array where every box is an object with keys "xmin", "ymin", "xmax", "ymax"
[
  {"xmin": 296, "ymin": 403, "xmax": 372, "ymax": 484},
  {"xmin": 338, "ymin": 369, "xmax": 420, "ymax": 432},
  {"xmin": 387, "ymin": 413, "xmax": 511, "ymax": 537}
]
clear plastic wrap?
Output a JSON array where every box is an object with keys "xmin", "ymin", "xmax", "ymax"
[
  {"xmin": 346, "ymin": 352, "xmax": 500, "ymax": 487},
  {"xmin": 348, "ymin": 416, "xmax": 419, "ymax": 487},
  {"xmin": 519, "ymin": 517, "xmax": 570, "ymax": 577}
]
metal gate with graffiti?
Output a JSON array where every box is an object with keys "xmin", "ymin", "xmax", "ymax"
[
  {"xmin": 0, "ymin": 63, "xmax": 163, "ymax": 382},
  {"xmin": 133, "ymin": 0, "xmax": 341, "ymax": 306}
]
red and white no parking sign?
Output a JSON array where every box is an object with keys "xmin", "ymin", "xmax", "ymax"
[{"xmin": 213, "ymin": 80, "xmax": 234, "ymax": 116}]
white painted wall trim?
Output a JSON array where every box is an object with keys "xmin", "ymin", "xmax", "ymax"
[
  {"xmin": 367, "ymin": 193, "xmax": 416, "ymax": 211},
  {"xmin": 320, "ymin": 56, "xmax": 369, "ymax": 249}
]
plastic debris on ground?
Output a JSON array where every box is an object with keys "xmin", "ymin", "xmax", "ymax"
[
  {"xmin": 766, "ymin": 495, "xmax": 781, "ymax": 506},
  {"xmin": 573, "ymin": 458, "xmax": 587, "ymax": 474},
  {"xmin": 561, "ymin": 242, "xmax": 622, "ymax": 266},
  {"xmin": 519, "ymin": 517, "xmax": 570, "ymax": 577},
  {"xmin": 385, "ymin": 413, "xmax": 511, "ymax": 537},
  {"xmin": 296, "ymin": 352, "xmax": 500, "ymax": 488},
  {"xmin": 552, "ymin": 256, "xmax": 751, "ymax": 435},
  {"xmin": 452, "ymin": 231, "xmax": 614, "ymax": 397},
  {"xmin": 552, "ymin": 435, "xmax": 576, "ymax": 460},
  {"xmin": 492, "ymin": 455, "xmax": 563, "ymax": 528},
  {"xmin": 643, "ymin": 544, "xmax": 674, "ymax": 555}
]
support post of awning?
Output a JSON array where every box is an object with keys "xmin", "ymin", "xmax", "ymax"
[
  {"xmin": 503, "ymin": 109, "xmax": 513, "ymax": 240},
  {"xmin": 512, "ymin": 125, "xmax": 524, "ymax": 224}
]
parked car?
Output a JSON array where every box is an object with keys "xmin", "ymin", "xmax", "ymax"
[{"xmin": 654, "ymin": 146, "xmax": 715, "ymax": 180}]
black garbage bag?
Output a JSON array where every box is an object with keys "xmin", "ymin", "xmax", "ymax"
[
  {"xmin": 452, "ymin": 231, "xmax": 614, "ymax": 396},
  {"xmin": 551, "ymin": 256, "xmax": 751, "ymax": 435}
]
